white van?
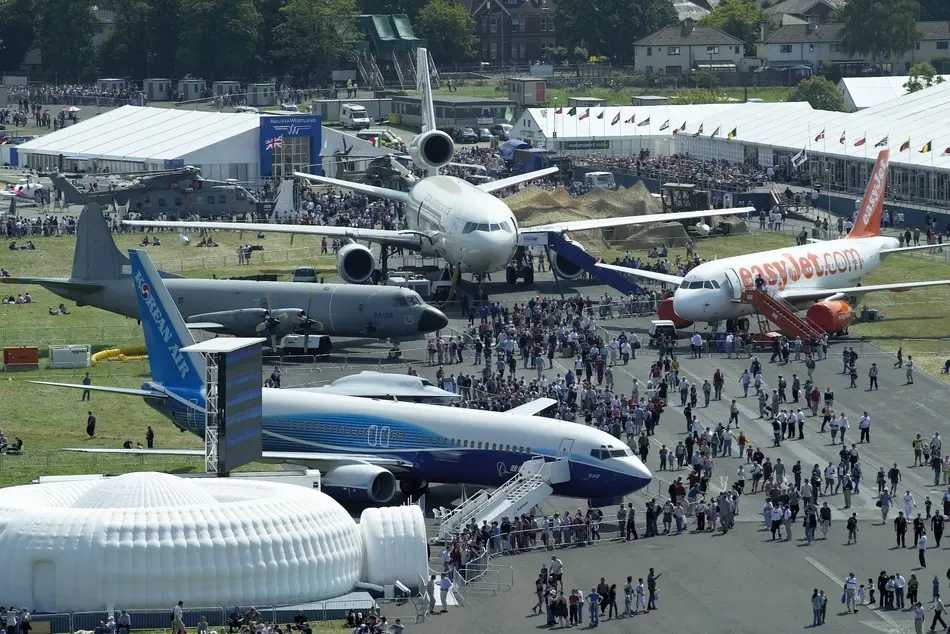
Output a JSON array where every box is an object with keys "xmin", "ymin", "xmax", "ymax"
[
  {"xmin": 279, "ymin": 103, "xmax": 300, "ymax": 112},
  {"xmin": 584, "ymin": 171, "xmax": 616, "ymax": 189},
  {"xmin": 235, "ymin": 106, "xmax": 259, "ymax": 114},
  {"xmin": 341, "ymin": 103, "xmax": 371, "ymax": 130}
]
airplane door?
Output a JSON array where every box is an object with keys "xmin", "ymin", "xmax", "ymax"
[
  {"xmin": 556, "ymin": 438, "xmax": 574, "ymax": 460},
  {"xmin": 366, "ymin": 424, "xmax": 378, "ymax": 447},
  {"xmin": 724, "ymin": 268, "xmax": 743, "ymax": 301},
  {"xmin": 379, "ymin": 426, "xmax": 391, "ymax": 448}
]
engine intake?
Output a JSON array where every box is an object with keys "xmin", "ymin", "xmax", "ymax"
[
  {"xmin": 336, "ymin": 242, "xmax": 377, "ymax": 284},
  {"xmin": 322, "ymin": 464, "xmax": 397, "ymax": 504},
  {"xmin": 409, "ymin": 130, "xmax": 455, "ymax": 170},
  {"xmin": 550, "ymin": 239, "xmax": 586, "ymax": 280}
]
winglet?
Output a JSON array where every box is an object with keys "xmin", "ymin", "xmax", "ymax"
[{"xmin": 848, "ymin": 148, "xmax": 888, "ymax": 239}]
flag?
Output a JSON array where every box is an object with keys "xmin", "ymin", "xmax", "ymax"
[
  {"xmin": 900, "ymin": 138, "xmax": 910, "ymax": 151},
  {"xmin": 659, "ymin": 119, "xmax": 670, "ymax": 131},
  {"xmin": 265, "ymin": 136, "xmax": 282, "ymax": 151},
  {"xmin": 692, "ymin": 123, "xmax": 704, "ymax": 137},
  {"xmin": 791, "ymin": 148, "xmax": 808, "ymax": 168},
  {"xmin": 578, "ymin": 108, "xmax": 590, "ymax": 120},
  {"xmin": 611, "ymin": 112, "xmax": 621, "ymax": 125},
  {"xmin": 567, "ymin": 106, "xmax": 577, "ymax": 116},
  {"xmin": 504, "ymin": 106, "xmax": 514, "ymax": 122},
  {"xmin": 625, "ymin": 114, "xmax": 636, "ymax": 124},
  {"xmin": 815, "ymin": 129, "xmax": 825, "ymax": 142},
  {"xmin": 555, "ymin": 106, "xmax": 562, "ymax": 114},
  {"xmin": 920, "ymin": 140, "xmax": 932, "ymax": 153},
  {"xmin": 853, "ymin": 136, "xmax": 866, "ymax": 147},
  {"xmin": 596, "ymin": 110, "xmax": 604, "ymax": 120},
  {"xmin": 673, "ymin": 121, "xmax": 686, "ymax": 134},
  {"xmin": 711, "ymin": 126, "xmax": 721, "ymax": 138},
  {"xmin": 874, "ymin": 136, "xmax": 888, "ymax": 147},
  {"xmin": 839, "ymin": 131, "xmax": 846, "ymax": 144},
  {"xmin": 637, "ymin": 116, "xmax": 651, "ymax": 127},
  {"xmin": 727, "ymin": 127, "xmax": 737, "ymax": 140}
]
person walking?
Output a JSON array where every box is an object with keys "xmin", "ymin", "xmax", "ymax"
[
  {"xmin": 81, "ymin": 372, "xmax": 91, "ymax": 401},
  {"xmin": 914, "ymin": 601, "xmax": 926, "ymax": 634},
  {"xmin": 907, "ymin": 356, "xmax": 915, "ymax": 384},
  {"xmin": 439, "ymin": 575, "xmax": 453, "ymax": 613},
  {"xmin": 918, "ymin": 531, "xmax": 928, "ymax": 568},
  {"xmin": 86, "ymin": 411, "xmax": 96, "ymax": 439},
  {"xmin": 844, "ymin": 573, "xmax": 858, "ymax": 613},
  {"xmin": 930, "ymin": 597, "xmax": 947, "ymax": 631},
  {"xmin": 172, "ymin": 601, "xmax": 185, "ymax": 634}
]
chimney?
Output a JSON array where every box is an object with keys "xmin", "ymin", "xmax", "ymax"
[
  {"xmin": 806, "ymin": 14, "xmax": 818, "ymax": 34},
  {"xmin": 682, "ymin": 18, "xmax": 695, "ymax": 36}
]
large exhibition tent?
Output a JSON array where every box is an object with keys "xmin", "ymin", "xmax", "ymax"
[{"xmin": 838, "ymin": 75, "xmax": 950, "ymax": 112}]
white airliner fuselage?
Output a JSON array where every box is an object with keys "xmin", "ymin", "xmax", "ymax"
[
  {"xmin": 406, "ymin": 175, "xmax": 520, "ymax": 273},
  {"xmin": 672, "ymin": 236, "xmax": 897, "ymax": 321}
]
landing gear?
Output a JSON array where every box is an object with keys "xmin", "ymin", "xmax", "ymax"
[
  {"xmin": 400, "ymin": 478, "xmax": 429, "ymax": 496},
  {"xmin": 708, "ymin": 320, "xmax": 721, "ymax": 333},
  {"xmin": 738, "ymin": 317, "xmax": 750, "ymax": 332},
  {"xmin": 505, "ymin": 263, "xmax": 534, "ymax": 285}
]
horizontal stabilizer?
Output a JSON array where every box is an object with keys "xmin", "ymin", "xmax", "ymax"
[
  {"xmin": 293, "ymin": 171, "xmax": 410, "ymax": 203},
  {"xmin": 31, "ymin": 381, "xmax": 167, "ymax": 398},
  {"xmin": 781, "ymin": 279, "xmax": 950, "ymax": 302},
  {"xmin": 477, "ymin": 167, "xmax": 559, "ymax": 194},
  {"xmin": 1, "ymin": 277, "xmax": 102, "ymax": 291},
  {"xmin": 60, "ymin": 447, "xmax": 415, "ymax": 470},
  {"xmin": 506, "ymin": 398, "xmax": 559, "ymax": 416},
  {"xmin": 880, "ymin": 243, "xmax": 949, "ymax": 256},
  {"xmin": 184, "ymin": 322, "xmax": 227, "ymax": 331},
  {"xmin": 596, "ymin": 263, "xmax": 684, "ymax": 285},
  {"xmin": 525, "ymin": 206, "xmax": 755, "ymax": 234}
]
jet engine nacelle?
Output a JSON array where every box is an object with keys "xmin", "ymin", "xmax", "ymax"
[
  {"xmin": 806, "ymin": 300, "xmax": 853, "ymax": 334},
  {"xmin": 409, "ymin": 130, "xmax": 455, "ymax": 170},
  {"xmin": 321, "ymin": 464, "xmax": 397, "ymax": 504},
  {"xmin": 336, "ymin": 242, "xmax": 377, "ymax": 284},
  {"xmin": 550, "ymin": 239, "xmax": 586, "ymax": 280}
]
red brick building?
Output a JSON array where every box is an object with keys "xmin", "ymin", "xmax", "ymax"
[{"xmin": 459, "ymin": 0, "xmax": 558, "ymax": 65}]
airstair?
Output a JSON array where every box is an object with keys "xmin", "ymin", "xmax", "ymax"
[
  {"xmin": 738, "ymin": 289, "xmax": 825, "ymax": 340},
  {"xmin": 392, "ymin": 51, "xmax": 408, "ymax": 89},
  {"xmin": 437, "ymin": 457, "xmax": 569, "ymax": 540},
  {"xmin": 428, "ymin": 50, "xmax": 441, "ymax": 89}
]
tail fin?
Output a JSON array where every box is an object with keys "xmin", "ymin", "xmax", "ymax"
[
  {"xmin": 416, "ymin": 47, "xmax": 436, "ymax": 135},
  {"xmin": 49, "ymin": 173, "xmax": 86, "ymax": 204},
  {"xmin": 72, "ymin": 204, "xmax": 130, "ymax": 280},
  {"xmin": 273, "ymin": 179, "xmax": 296, "ymax": 218},
  {"xmin": 128, "ymin": 249, "xmax": 203, "ymax": 388},
  {"xmin": 848, "ymin": 149, "xmax": 889, "ymax": 239}
]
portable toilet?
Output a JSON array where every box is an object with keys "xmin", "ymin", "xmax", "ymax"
[
  {"xmin": 180, "ymin": 78, "xmax": 206, "ymax": 101},
  {"xmin": 213, "ymin": 80, "xmax": 241, "ymax": 96},
  {"xmin": 247, "ymin": 83, "xmax": 276, "ymax": 107},
  {"xmin": 144, "ymin": 78, "xmax": 172, "ymax": 101},
  {"xmin": 97, "ymin": 78, "xmax": 127, "ymax": 94}
]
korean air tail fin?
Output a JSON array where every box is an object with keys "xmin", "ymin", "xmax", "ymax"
[
  {"xmin": 128, "ymin": 249, "xmax": 203, "ymax": 389},
  {"xmin": 848, "ymin": 149, "xmax": 889, "ymax": 239}
]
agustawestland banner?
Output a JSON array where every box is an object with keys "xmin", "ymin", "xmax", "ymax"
[{"xmin": 259, "ymin": 115, "xmax": 322, "ymax": 177}]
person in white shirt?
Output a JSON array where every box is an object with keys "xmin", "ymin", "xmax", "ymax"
[
  {"xmin": 918, "ymin": 532, "xmax": 928, "ymax": 568},
  {"xmin": 904, "ymin": 491, "xmax": 916, "ymax": 519},
  {"xmin": 907, "ymin": 356, "xmax": 915, "ymax": 384},
  {"xmin": 843, "ymin": 573, "xmax": 858, "ymax": 613},
  {"xmin": 172, "ymin": 601, "xmax": 185, "ymax": 634},
  {"xmin": 439, "ymin": 575, "xmax": 453, "ymax": 612}
]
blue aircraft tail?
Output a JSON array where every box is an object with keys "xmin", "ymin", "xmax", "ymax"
[{"xmin": 128, "ymin": 249, "xmax": 203, "ymax": 391}]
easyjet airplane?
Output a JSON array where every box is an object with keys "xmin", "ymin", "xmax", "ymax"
[{"xmin": 599, "ymin": 149, "xmax": 950, "ymax": 332}]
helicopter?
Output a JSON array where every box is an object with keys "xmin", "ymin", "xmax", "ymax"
[{"xmin": 49, "ymin": 166, "xmax": 260, "ymax": 218}]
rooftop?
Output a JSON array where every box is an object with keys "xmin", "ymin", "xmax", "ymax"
[
  {"xmin": 635, "ymin": 24, "xmax": 744, "ymax": 47},
  {"xmin": 765, "ymin": 23, "xmax": 844, "ymax": 43}
]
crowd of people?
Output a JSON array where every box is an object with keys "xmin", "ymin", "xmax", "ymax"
[
  {"xmin": 7, "ymin": 83, "xmax": 137, "ymax": 108},
  {"xmin": 583, "ymin": 150, "xmax": 772, "ymax": 193}
]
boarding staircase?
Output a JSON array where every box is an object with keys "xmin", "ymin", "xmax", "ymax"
[
  {"xmin": 392, "ymin": 51, "xmax": 409, "ymax": 89},
  {"xmin": 738, "ymin": 289, "xmax": 825, "ymax": 340},
  {"xmin": 428, "ymin": 50, "xmax": 441, "ymax": 89},
  {"xmin": 437, "ymin": 457, "xmax": 569, "ymax": 541},
  {"xmin": 356, "ymin": 51, "xmax": 386, "ymax": 88}
]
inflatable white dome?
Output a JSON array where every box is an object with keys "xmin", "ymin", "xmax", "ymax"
[{"xmin": 0, "ymin": 472, "xmax": 364, "ymax": 612}]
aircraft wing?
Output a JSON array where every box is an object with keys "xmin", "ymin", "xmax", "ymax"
[
  {"xmin": 122, "ymin": 219, "xmax": 426, "ymax": 251},
  {"xmin": 506, "ymin": 398, "xmax": 559, "ymax": 416},
  {"xmin": 292, "ymin": 171, "xmax": 410, "ymax": 204},
  {"xmin": 596, "ymin": 262, "xmax": 685, "ymax": 285},
  {"xmin": 60, "ymin": 447, "xmax": 415, "ymax": 471},
  {"xmin": 477, "ymin": 167, "xmax": 560, "ymax": 193},
  {"xmin": 522, "ymin": 206, "xmax": 755, "ymax": 234},
  {"xmin": 31, "ymin": 381, "xmax": 168, "ymax": 398},
  {"xmin": 1, "ymin": 276, "xmax": 103, "ymax": 291},
  {"xmin": 781, "ymin": 280, "xmax": 950, "ymax": 303},
  {"xmin": 880, "ymin": 243, "xmax": 950, "ymax": 257}
]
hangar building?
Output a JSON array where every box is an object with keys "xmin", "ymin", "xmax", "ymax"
[{"xmin": 6, "ymin": 106, "xmax": 388, "ymax": 184}]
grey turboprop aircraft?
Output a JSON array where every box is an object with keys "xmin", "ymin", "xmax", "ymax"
[{"xmin": 1, "ymin": 204, "xmax": 448, "ymax": 343}]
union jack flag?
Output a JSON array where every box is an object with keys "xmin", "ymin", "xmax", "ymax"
[{"xmin": 265, "ymin": 136, "xmax": 282, "ymax": 151}]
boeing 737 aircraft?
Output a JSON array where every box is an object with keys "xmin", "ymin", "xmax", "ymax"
[
  {"xmin": 599, "ymin": 149, "xmax": 950, "ymax": 332},
  {"xmin": 124, "ymin": 48, "xmax": 753, "ymax": 286},
  {"xmin": 41, "ymin": 250, "xmax": 651, "ymax": 504}
]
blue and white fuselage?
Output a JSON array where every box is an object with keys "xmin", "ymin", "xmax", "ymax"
[{"xmin": 147, "ymin": 383, "xmax": 652, "ymax": 500}]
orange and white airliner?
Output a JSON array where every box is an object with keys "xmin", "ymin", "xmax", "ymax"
[{"xmin": 599, "ymin": 149, "xmax": 950, "ymax": 332}]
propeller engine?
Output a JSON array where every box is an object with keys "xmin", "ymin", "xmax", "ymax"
[
  {"xmin": 409, "ymin": 130, "xmax": 455, "ymax": 170},
  {"xmin": 292, "ymin": 295, "xmax": 324, "ymax": 354},
  {"xmin": 255, "ymin": 308, "xmax": 304, "ymax": 347},
  {"xmin": 336, "ymin": 242, "xmax": 377, "ymax": 284}
]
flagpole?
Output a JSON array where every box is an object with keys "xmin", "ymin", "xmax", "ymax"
[{"xmin": 864, "ymin": 131, "xmax": 867, "ymax": 161}]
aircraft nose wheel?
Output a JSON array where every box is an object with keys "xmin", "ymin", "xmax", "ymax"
[{"xmin": 738, "ymin": 318, "xmax": 750, "ymax": 332}]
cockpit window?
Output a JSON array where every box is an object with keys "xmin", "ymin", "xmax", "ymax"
[
  {"xmin": 463, "ymin": 222, "xmax": 476, "ymax": 234},
  {"xmin": 590, "ymin": 449, "xmax": 609, "ymax": 460},
  {"xmin": 500, "ymin": 221, "xmax": 512, "ymax": 232},
  {"xmin": 680, "ymin": 280, "xmax": 689, "ymax": 289},
  {"xmin": 688, "ymin": 281, "xmax": 704, "ymax": 289},
  {"xmin": 393, "ymin": 296, "xmax": 409, "ymax": 307},
  {"xmin": 489, "ymin": 223, "xmax": 500, "ymax": 231},
  {"xmin": 477, "ymin": 223, "xmax": 489, "ymax": 231},
  {"xmin": 405, "ymin": 294, "xmax": 422, "ymax": 306},
  {"xmin": 703, "ymin": 281, "xmax": 715, "ymax": 289},
  {"xmin": 609, "ymin": 448, "xmax": 632, "ymax": 457},
  {"xmin": 711, "ymin": 280, "xmax": 720, "ymax": 288}
]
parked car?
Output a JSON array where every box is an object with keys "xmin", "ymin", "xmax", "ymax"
[
  {"xmin": 455, "ymin": 127, "xmax": 479, "ymax": 144},
  {"xmin": 478, "ymin": 128, "xmax": 492, "ymax": 142},
  {"xmin": 490, "ymin": 123, "xmax": 513, "ymax": 140}
]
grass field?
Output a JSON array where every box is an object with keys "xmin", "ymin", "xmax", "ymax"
[{"xmin": 432, "ymin": 82, "xmax": 793, "ymax": 105}]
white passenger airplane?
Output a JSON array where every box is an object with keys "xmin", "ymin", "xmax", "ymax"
[
  {"xmin": 124, "ymin": 48, "xmax": 752, "ymax": 286},
  {"xmin": 38, "ymin": 249, "xmax": 652, "ymax": 505},
  {"xmin": 599, "ymin": 149, "xmax": 950, "ymax": 332},
  {"xmin": 0, "ymin": 175, "xmax": 44, "ymax": 206}
]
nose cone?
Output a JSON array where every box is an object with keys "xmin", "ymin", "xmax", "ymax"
[
  {"xmin": 418, "ymin": 306, "xmax": 449, "ymax": 333},
  {"xmin": 671, "ymin": 291, "xmax": 703, "ymax": 322},
  {"xmin": 459, "ymin": 230, "xmax": 517, "ymax": 273},
  {"xmin": 625, "ymin": 456, "xmax": 653, "ymax": 487}
]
